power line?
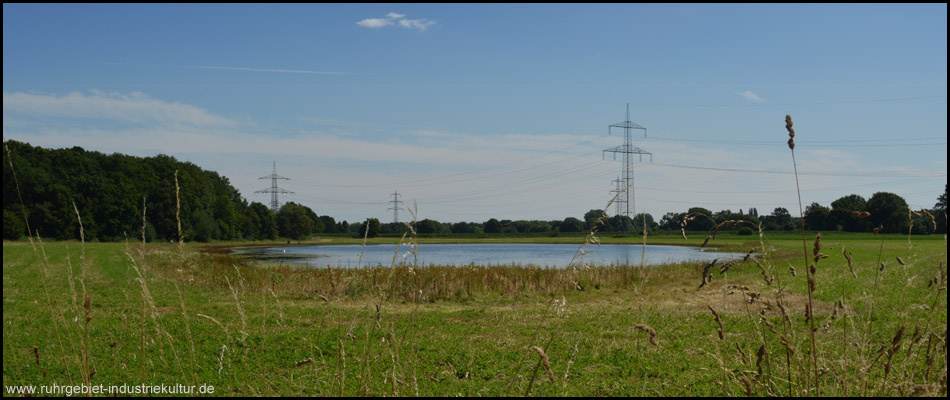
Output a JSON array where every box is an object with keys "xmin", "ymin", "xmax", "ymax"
[
  {"xmin": 289, "ymin": 134, "xmax": 612, "ymax": 189},
  {"xmin": 640, "ymin": 162, "xmax": 946, "ymax": 178},
  {"xmin": 637, "ymin": 176, "xmax": 944, "ymax": 195},
  {"xmin": 647, "ymin": 135, "xmax": 946, "ymax": 147}
]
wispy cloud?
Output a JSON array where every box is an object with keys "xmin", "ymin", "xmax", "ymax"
[
  {"xmin": 356, "ymin": 18, "xmax": 393, "ymax": 29},
  {"xmin": 738, "ymin": 90, "xmax": 767, "ymax": 103},
  {"xmin": 191, "ymin": 65, "xmax": 351, "ymax": 75},
  {"xmin": 357, "ymin": 12, "xmax": 435, "ymax": 32},
  {"xmin": 2, "ymin": 90, "xmax": 236, "ymax": 128},
  {"xmin": 398, "ymin": 19, "xmax": 436, "ymax": 31}
]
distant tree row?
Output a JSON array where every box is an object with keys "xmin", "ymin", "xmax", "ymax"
[
  {"xmin": 653, "ymin": 189, "xmax": 944, "ymax": 235},
  {"xmin": 2, "ymin": 141, "xmax": 348, "ymax": 242},
  {"xmin": 350, "ymin": 188, "xmax": 947, "ymax": 238}
]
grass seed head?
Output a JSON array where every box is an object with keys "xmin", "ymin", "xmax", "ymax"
[
  {"xmin": 920, "ymin": 209, "xmax": 937, "ymax": 231},
  {"xmin": 531, "ymin": 346, "xmax": 555, "ymax": 383},
  {"xmin": 634, "ymin": 324, "xmax": 659, "ymax": 346},
  {"xmin": 739, "ymin": 374, "xmax": 754, "ymax": 395},
  {"xmin": 708, "ymin": 306, "xmax": 724, "ymax": 340},
  {"xmin": 743, "ymin": 248, "xmax": 754, "ymax": 261},
  {"xmin": 786, "ymin": 115, "xmax": 796, "ymax": 149},
  {"xmin": 755, "ymin": 344, "xmax": 767, "ymax": 375},
  {"xmin": 843, "ymin": 248, "xmax": 857, "ymax": 278},
  {"xmin": 84, "ymin": 294, "xmax": 93, "ymax": 323},
  {"xmin": 851, "ymin": 210, "xmax": 870, "ymax": 218}
]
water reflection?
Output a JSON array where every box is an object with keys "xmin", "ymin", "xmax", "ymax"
[{"xmin": 233, "ymin": 243, "xmax": 742, "ymax": 269}]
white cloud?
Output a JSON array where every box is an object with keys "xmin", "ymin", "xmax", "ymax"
[
  {"xmin": 356, "ymin": 18, "xmax": 393, "ymax": 29},
  {"xmin": 398, "ymin": 19, "xmax": 436, "ymax": 31},
  {"xmin": 738, "ymin": 90, "xmax": 766, "ymax": 103},
  {"xmin": 2, "ymin": 90, "xmax": 236, "ymax": 128},
  {"xmin": 356, "ymin": 12, "xmax": 435, "ymax": 32}
]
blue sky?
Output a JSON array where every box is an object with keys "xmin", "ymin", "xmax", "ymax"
[{"xmin": 3, "ymin": 4, "xmax": 947, "ymax": 224}]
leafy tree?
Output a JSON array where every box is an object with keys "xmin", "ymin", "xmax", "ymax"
[
  {"xmin": 560, "ymin": 217, "xmax": 584, "ymax": 232},
  {"xmin": 484, "ymin": 218, "xmax": 502, "ymax": 234},
  {"xmin": 684, "ymin": 207, "xmax": 715, "ymax": 231},
  {"xmin": 804, "ymin": 202, "xmax": 832, "ymax": 231},
  {"xmin": 631, "ymin": 213, "xmax": 658, "ymax": 235},
  {"xmin": 935, "ymin": 184, "xmax": 947, "ymax": 234},
  {"xmin": 659, "ymin": 212, "xmax": 684, "ymax": 231},
  {"xmin": 191, "ymin": 211, "xmax": 219, "ymax": 242},
  {"xmin": 583, "ymin": 209, "xmax": 608, "ymax": 231},
  {"xmin": 358, "ymin": 218, "xmax": 380, "ymax": 238},
  {"xmin": 143, "ymin": 221, "xmax": 157, "ymax": 243},
  {"xmin": 830, "ymin": 194, "xmax": 869, "ymax": 232},
  {"xmin": 936, "ymin": 184, "xmax": 948, "ymax": 212},
  {"xmin": 416, "ymin": 219, "xmax": 440, "ymax": 234},
  {"xmin": 298, "ymin": 204, "xmax": 324, "ymax": 234},
  {"xmin": 276, "ymin": 202, "xmax": 314, "ymax": 240},
  {"xmin": 867, "ymin": 192, "xmax": 909, "ymax": 233},
  {"xmin": 764, "ymin": 207, "xmax": 795, "ymax": 231},
  {"xmin": 248, "ymin": 202, "xmax": 277, "ymax": 240},
  {"xmin": 509, "ymin": 220, "xmax": 533, "ymax": 233},
  {"xmin": 3, "ymin": 209, "xmax": 24, "ymax": 240},
  {"xmin": 528, "ymin": 220, "xmax": 552, "ymax": 233},
  {"xmin": 451, "ymin": 222, "xmax": 480, "ymax": 234},
  {"xmin": 213, "ymin": 195, "xmax": 236, "ymax": 240},
  {"xmin": 608, "ymin": 215, "xmax": 633, "ymax": 234},
  {"xmin": 320, "ymin": 215, "xmax": 338, "ymax": 233}
]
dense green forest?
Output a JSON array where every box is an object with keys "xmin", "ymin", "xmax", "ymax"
[
  {"xmin": 2, "ymin": 140, "xmax": 347, "ymax": 242},
  {"xmin": 3, "ymin": 140, "xmax": 945, "ymax": 242}
]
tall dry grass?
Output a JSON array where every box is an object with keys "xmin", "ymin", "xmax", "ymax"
[{"xmin": 680, "ymin": 115, "xmax": 949, "ymax": 397}]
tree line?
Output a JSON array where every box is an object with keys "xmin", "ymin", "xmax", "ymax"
[
  {"xmin": 2, "ymin": 140, "xmax": 348, "ymax": 242},
  {"xmin": 346, "ymin": 185, "xmax": 947, "ymax": 238},
  {"xmin": 4, "ymin": 141, "xmax": 945, "ymax": 242}
]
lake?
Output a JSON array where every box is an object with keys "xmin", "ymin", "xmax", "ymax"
[{"xmin": 233, "ymin": 243, "xmax": 742, "ymax": 269}]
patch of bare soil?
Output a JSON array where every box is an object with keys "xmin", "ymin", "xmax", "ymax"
[{"xmin": 643, "ymin": 278, "xmax": 833, "ymax": 317}]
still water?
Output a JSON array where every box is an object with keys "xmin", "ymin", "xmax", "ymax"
[{"xmin": 233, "ymin": 243, "xmax": 742, "ymax": 269}]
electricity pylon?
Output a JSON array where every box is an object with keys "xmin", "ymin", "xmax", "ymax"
[
  {"xmin": 603, "ymin": 104, "xmax": 652, "ymax": 218},
  {"xmin": 255, "ymin": 162, "xmax": 293, "ymax": 212}
]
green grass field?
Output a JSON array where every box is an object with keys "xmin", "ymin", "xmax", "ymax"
[{"xmin": 2, "ymin": 232, "xmax": 946, "ymax": 396}]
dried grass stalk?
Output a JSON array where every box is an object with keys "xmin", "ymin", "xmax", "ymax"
[
  {"xmin": 531, "ymin": 346, "xmax": 555, "ymax": 383},
  {"xmin": 709, "ymin": 306, "xmax": 724, "ymax": 340},
  {"xmin": 843, "ymin": 247, "xmax": 857, "ymax": 278},
  {"xmin": 699, "ymin": 259, "xmax": 718, "ymax": 288}
]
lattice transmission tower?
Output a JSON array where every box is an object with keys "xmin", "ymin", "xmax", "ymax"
[
  {"xmin": 255, "ymin": 162, "xmax": 294, "ymax": 212},
  {"xmin": 602, "ymin": 104, "xmax": 652, "ymax": 218},
  {"xmin": 388, "ymin": 191, "xmax": 403, "ymax": 223},
  {"xmin": 610, "ymin": 176, "xmax": 625, "ymax": 216}
]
